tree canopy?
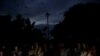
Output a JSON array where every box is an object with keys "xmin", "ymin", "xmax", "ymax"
[
  {"xmin": 0, "ymin": 14, "xmax": 44, "ymax": 46},
  {"xmin": 52, "ymin": 3, "xmax": 100, "ymax": 44}
]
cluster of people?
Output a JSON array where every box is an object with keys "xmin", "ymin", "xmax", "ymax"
[{"xmin": 0, "ymin": 41, "xmax": 97, "ymax": 56}]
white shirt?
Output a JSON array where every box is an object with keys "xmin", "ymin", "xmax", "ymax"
[
  {"xmin": 38, "ymin": 52, "xmax": 44, "ymax": 56},
  {"xmin": 80, "ymin": 51, "xmax": 87, "ymax": 56}
]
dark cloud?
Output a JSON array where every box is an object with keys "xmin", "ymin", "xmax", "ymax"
[{"xmin": 0, "ymin": 0, "xmax": 100, "ymax": 25}]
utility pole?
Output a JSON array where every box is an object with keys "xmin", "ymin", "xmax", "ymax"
[{"xmin": 46, "ymin": 12, "xmax": 50, "ymax": 39}]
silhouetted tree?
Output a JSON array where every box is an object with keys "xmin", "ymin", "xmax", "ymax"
[
  {"xmin": 52, "ymin": 3, "xmax": 100, "ymax": 44},
  {"xmin": 0, "ymin": 14, "xmax": 44, "ymax": 46}
]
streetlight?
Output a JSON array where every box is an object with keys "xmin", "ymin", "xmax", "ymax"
[{"xmin": 46, "ymin": 12, "xmax": 50, "ymax": 39}]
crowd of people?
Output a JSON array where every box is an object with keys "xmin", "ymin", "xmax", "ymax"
[{"xmin": 0, "ymin": 41, "xmax": 97, "ymax": 56}]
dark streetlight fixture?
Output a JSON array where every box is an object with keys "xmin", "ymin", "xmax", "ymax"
[{"xmin": 46, "ymin": 12, "xmax": 50, "ymax": 39}]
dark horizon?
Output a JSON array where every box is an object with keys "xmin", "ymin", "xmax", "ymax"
[{"xmin": 0, "ymin": 0, "xmax": 100, "ymax": 25}]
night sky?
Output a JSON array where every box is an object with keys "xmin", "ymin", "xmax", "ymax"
[{"xmin": 0, "ymin": 0, "xmax": 100, "ymax": 25}]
